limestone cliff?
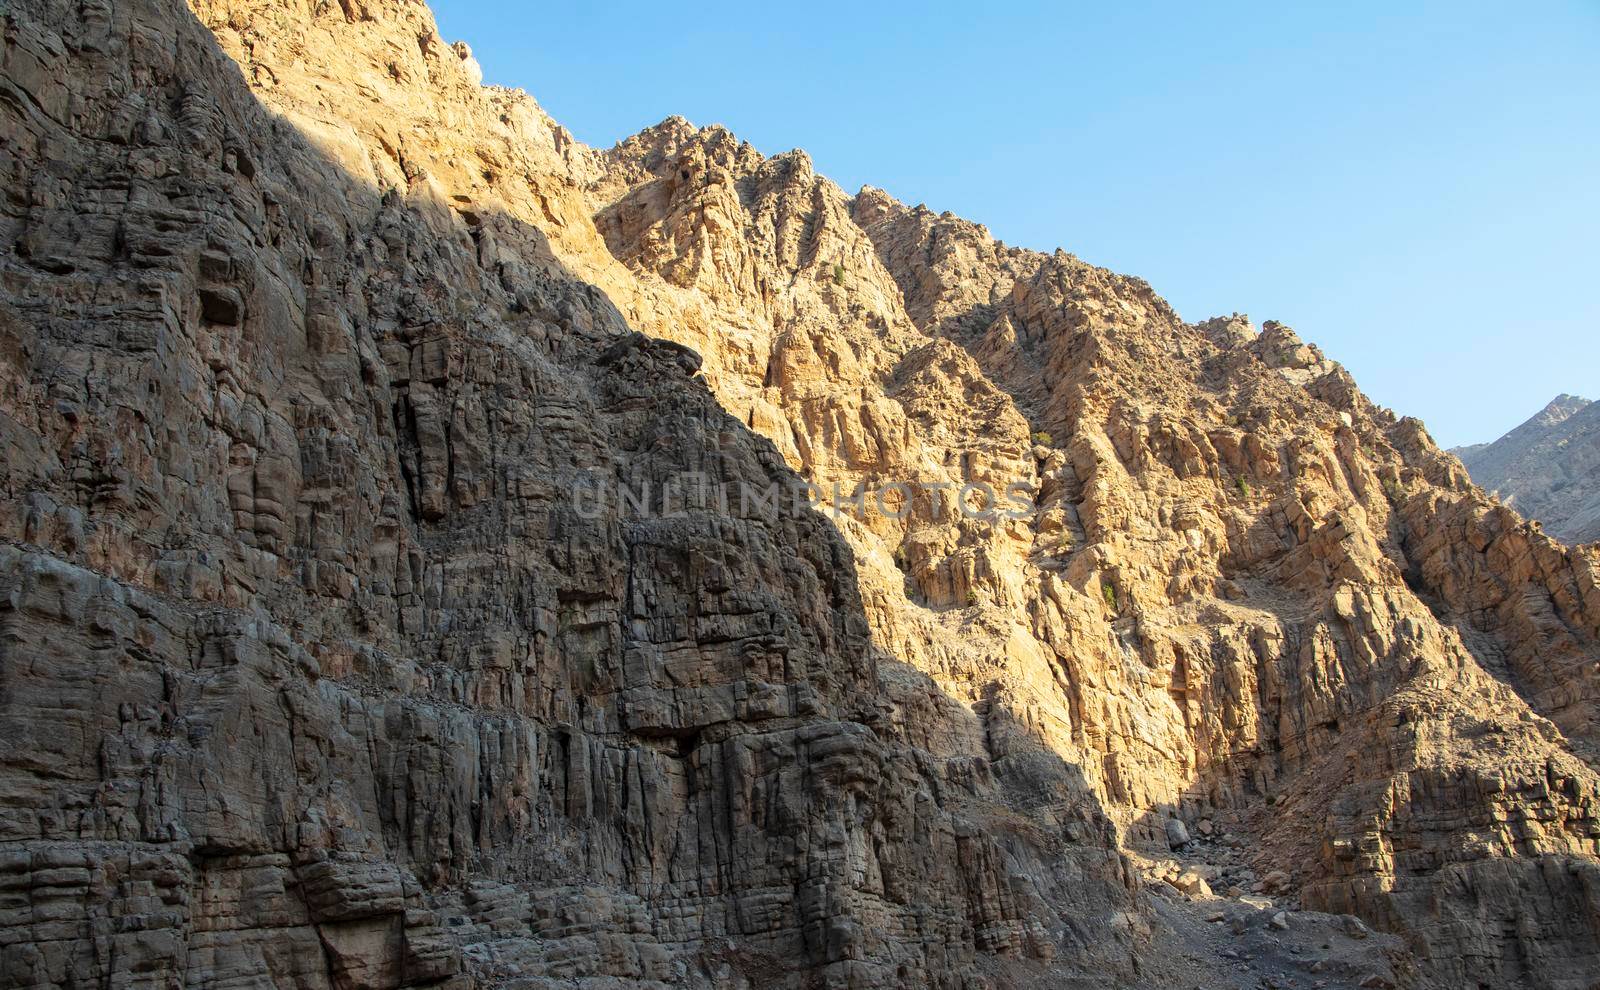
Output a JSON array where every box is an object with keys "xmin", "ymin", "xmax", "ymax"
[
  {"xmin": 1454, "ymin": 395, "xmax": 1600, "ymax": 545},
  {"xmin": 1, "ymin": 1, "xmax": 1599, "ymax": 989}
]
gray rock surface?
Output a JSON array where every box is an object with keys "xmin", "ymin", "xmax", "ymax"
[{"xmin": 1454, "ymin": 395, "xmax": 1600, "ymax": 544}]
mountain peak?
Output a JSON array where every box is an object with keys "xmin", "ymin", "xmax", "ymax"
[
  {"xmin": 1536, "ymin": 393, "xmax": 1592, "ymax": 425},
  {"xmin": 1454, "ymin": 392, "xmax": 1600, "ymax": 542}
]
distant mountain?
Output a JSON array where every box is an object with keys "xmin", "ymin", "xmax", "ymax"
[{"xmin": 1453, "ymin": 394, "xmax": 1600, "ymax": 544}]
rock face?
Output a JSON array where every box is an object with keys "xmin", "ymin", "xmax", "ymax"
[
  {"xmin": 1454, "ymin": 395, "xmax": 1600, "ymax": 545},
  {"xmin": 0, "ymin": 3, "xmax": 1135, "ymax": 988},
  {"xmin": 2, "ymin": 1, "xmax": 1599, "ymax": 989}
]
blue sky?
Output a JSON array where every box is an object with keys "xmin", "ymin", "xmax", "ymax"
[{"xmin": 432, "ymin": 1, "xmax": 1599, "ymax": 448}]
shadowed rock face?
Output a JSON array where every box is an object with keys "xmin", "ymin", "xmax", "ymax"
[
  {"xmin": 1454, "ymin": 395, "xmax": 1600, "ymax": 546},
  {"xmin": 0, "ymin": 2, "xmax": 1137, "ymax": 988},
  {"xmin": 1, "ymin": 1, "xmax": 1599, "ymax": 989}
]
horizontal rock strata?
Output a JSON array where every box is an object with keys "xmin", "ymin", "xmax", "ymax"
[{"xmin": 2, "ymin": 0, "xmax": 1598, "ymax": 987}]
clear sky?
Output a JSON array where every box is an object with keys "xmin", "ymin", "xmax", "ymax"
[{"xmin": 431, "ymin": 0, "xmax": 1599, "ymax": 448}]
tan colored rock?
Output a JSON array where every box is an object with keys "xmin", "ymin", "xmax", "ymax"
[
  {"xmin": 1174, "ymin": 869, "xmax": 1213, "ymax": 897},
  {"xmin": 2, "ymin": 0, "xmax": 1600, "ymax": 987},
  {"xmin": 0, "ymin": 1, "xmax": 1133, "ymax": 988}
]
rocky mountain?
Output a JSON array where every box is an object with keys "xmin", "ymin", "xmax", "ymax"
[
  {"xmin": 2, "ymin": 1, "xmax": 1599, "ymax": 988},
  {"xmin": 1454, "ymin": 395, "xmax": 1600, "ymax": 545}
]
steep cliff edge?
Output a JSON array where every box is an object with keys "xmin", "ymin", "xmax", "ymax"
[
  {"xmin": 1, "ymin": 1, "xmax": 1599, "ymax": 989},
  {"xmin": 1454, "ymin": 395, "xmax": 1600, "ymax": 545}
]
